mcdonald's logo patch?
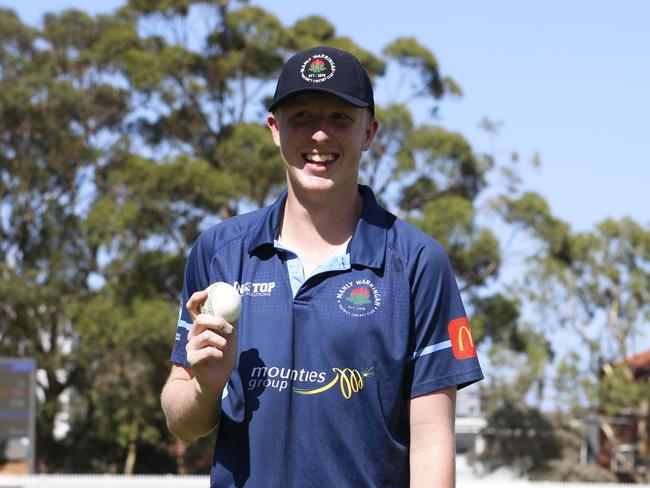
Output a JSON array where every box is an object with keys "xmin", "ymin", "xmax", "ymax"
[{"xmin": 448, "ymin": 317, "xmax": 477, "ymax": 360}]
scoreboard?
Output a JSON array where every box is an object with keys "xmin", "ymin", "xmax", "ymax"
[{"xmin": 0, "ymin": 357, "xmax": 35, "ymax": 473}]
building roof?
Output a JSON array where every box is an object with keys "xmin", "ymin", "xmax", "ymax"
[{"xmin": 624, "ymin": 349, "xmax": 650, "ymax": 380}]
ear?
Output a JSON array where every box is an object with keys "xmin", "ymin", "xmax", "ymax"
[
  {"xmin": 267, "ymin": 113, "xmax": 281, "ymax": 148},
  {"xmin": 361, "ymin": 117, "xmax": 380, "ymax": 152}
]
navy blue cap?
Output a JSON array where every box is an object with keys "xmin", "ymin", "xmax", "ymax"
[{"xmin": 268, "ymin": 45, "xmax": 375, "ymax": 115}]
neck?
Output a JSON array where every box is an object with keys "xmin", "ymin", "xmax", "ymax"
[{"xmin": 280, "ymin": 184, "xmax": 363, "ymax": 250}]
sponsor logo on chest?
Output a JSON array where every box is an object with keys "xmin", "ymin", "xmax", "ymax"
[
  {"xmin": 247, "ymin": 364, "xmax": 375, "ymax": 400},
  {"xmin": 233, "ymin": 280, "xmax": 276, "ymax": 297}
]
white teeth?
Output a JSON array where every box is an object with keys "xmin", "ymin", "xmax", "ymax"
[{"xmin": 305, "ymin": 153, "xmax": 335, "ymax": 163}]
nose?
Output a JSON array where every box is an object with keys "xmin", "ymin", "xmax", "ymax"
[
  {"xmin": 311, "ymin": 118, "xmax": 331, "ymax": 143},
  {"xmin": 312, "ymin": 129, "xmax": 330, "ymax": 143}
]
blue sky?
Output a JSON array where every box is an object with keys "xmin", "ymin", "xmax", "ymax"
[{"xmin": 3, "ymin": 0, "xmax": 648, "ymax": 233}]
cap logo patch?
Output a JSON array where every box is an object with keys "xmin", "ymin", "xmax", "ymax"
[{"xmin": 301, "ymin": 54, "xmax": 336, "ymax": 83}]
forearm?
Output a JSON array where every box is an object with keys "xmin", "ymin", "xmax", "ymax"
[
  {"xmin": 161, "ymin": 376, "xmax": 222, "ymax": 443},
  {"xmin": 409, "ymin": 423, "xmax": 456, "ymax": 487},
  {"xmin": 162, "ymin": 293, "xmax": 237, "ymax": 444},
  {"xmin": 409, "ymin": 387, "xmax": 457, "ymax": 488}
]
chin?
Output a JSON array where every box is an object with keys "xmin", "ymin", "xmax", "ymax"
[
  {"xmin": 301, "ymin": 182, "xmax": 337, "ymax": 197},
  {"xmin": 291, "ymin": 174, "xmax": 337, "ymax": 194}
]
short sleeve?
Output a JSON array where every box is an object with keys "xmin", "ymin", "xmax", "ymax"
[
  {"xmin": 408, "ymin": 241, "xmax": 483, "ymax": 398},
  {"xmin": 170, "ymin": 234, "xmax": 213, "ymax": 367}
]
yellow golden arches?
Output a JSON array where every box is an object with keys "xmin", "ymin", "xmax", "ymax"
[
  {"xmin": 458, "ymin": 325, "xmax": 474, "ymax": 351},
  {"xmin": 448, "ymin": 317, "xmax": 477, "ymax": 360}
]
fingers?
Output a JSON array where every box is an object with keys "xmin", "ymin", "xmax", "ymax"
[
  {"xmin": 187, "ymin": 290, "xmax": 208, "ymax": 321},
  {"xmin": 188, "ymin": 313, "xmax": 234, "ymax": 338},
  {"xmin": 186, "ymin": 314, "xmax": 236, "ymax": 368},
  {"xmin": 187, "ymin": 343, "xmax": 226, "ymax": 366},
  {"xmin": 190, "ymin": 328, "xmax": 227, "ymax": 350}
]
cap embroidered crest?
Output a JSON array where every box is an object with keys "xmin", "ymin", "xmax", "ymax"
[{"xmin": 301, "ymin": 54, "xmax": 336, "ymax": 83}]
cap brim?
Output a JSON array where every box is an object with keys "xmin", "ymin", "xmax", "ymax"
[{"xmin": 268, "ymin": 87, "xmax": 370, "ymax": 113}]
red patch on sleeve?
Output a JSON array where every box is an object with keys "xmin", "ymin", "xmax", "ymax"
[{"xmin": 448, "ymin": 317, "xmax": 477, "ymax": 360}]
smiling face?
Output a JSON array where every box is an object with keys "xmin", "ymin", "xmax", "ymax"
[{"xmin": 267, "ymin": 92, "xmax": 379, "ymax": 201}]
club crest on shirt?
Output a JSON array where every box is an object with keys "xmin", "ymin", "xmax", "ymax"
[{"xmin": 336, "ymin": 279, "xmax": 381, "ymax": 317}]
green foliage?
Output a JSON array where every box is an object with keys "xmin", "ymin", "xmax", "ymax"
[
  {"xmin": 383, "ymin": 36, "xmax": 456, "ymax": 99},
  {"xmin": 471, "ymin": 294, "xmax": 521, "ymax": 347},
  {"xmin": 502, "ymin": 191, "xmax": 571, "ymax": 260},
  {"xmin": 414, "ymin": 194, "xmax": 474, "ymax": 241},
  {"xmin": 360, "ymin": 103, "xmax": 414, "ymax": 197},
  {"xmin": 42, "ymin": 10, "xmax": 97, "ymax": 50},
  {"xmin": 411, "ymin": 195, "xmax": 500, "ymax": 289},
  {"xmin": 291, "ymin": 16, "xmax": 335, "ymax": 45},
  {"xmin": 410, "ymin": 124, "xmax": 486, "ymax": 199},
  {"xmin": 0, "ymin": 8, "xmax": 35, "ymax": 56},
  {"xmin": 127, "ymin": 0, "xmax": 200, "ymax": 16},
  {"xmin": 600, "ymin": 364, "xmax": 647, "ymax": 416},
  {"xmin": 213, "ymin": 123, "xmax": 285, "ymax": 206},
  {"xmin": 214, "ymin": 6, "xmax": 287, "ymax": 78},
  {"xmin": 0, "ymin": 4, "xmax": 179, "ymax": 473},
  {"xmin": 479, "ymin": 403, "xmax": 564, "ymax": 475},
  {"xmin": 482, "ymin": 322, "xmax": 552, "ymax": 410},
  {"xmin": 71, "ymin": 295, "xmax": 176, "ymax": 448},
  {"xmin": 522, "ymin": 216, "xmax": 650, "ymax": 410},
  {"xmin": 527, "ymin": 412, "xmax": 618, "ymax": 482}
]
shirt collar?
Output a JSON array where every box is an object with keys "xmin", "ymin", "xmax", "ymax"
[
  {"xmin": 349, "ymin": 185, "xmax": 390, "ymax": 269},
  {"xmin": 248, "ymin": 188, "xmax": 287, "ymax": 252},
  {"xmin": 248, "ymin": 185, "xmax": 390, "ymax": 270}
]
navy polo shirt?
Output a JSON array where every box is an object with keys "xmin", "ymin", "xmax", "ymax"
[{"xmin": 171, "ymin": 185, "xmax": 483, "ymax": 488}]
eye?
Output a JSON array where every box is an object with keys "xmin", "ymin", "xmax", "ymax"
[
  {"xmin": 292, "ymin": 111, "xmax": 311, "ymax": 119},
  {"xmin": 331, "ymin": 112, "xmax": 352, "ymax": 120}
]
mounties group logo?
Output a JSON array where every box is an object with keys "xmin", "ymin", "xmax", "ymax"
[
  {"xmin": 337, "ymin": 279, "xmax": 381, "ymax": 317},
  {"xmin": 448, "ymin": 317, "xmax": 477, "ymax": 360},
  {"xmin": 233, "ymin": 280, "xmax": 276, "ymax": 297},
  {"xmin": 300, "ymin": 53, "xmax": 336, "ymax": 83},
  {"xmin": 247, "ymin": 364, "xmax": 375, "ymax": 400}
]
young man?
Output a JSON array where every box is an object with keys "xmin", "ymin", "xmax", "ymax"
[{"xmin": 161, "ymin": 46, "xmax": 483, "ymax": 487}]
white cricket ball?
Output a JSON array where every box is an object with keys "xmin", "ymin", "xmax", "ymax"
[{"xmin": 200, "ymin": 282, "xmax": 242, "ymax": 323}]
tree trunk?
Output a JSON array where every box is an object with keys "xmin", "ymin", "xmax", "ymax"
[
  {"xmin": 123, "ymin": 441, "xmax": 137, "ymax": 475},
  {"xmin": 638, "ymin": 397, "xmax": 649, "ymax": 458},
  {"xmin": 36, "ymin": 394, "xmax": 59, "ymax": 472},
  {"xmin": 123, "ymin": 421, "xmax": 138, "ymax": 475},
  {"xmin": 598, "ymin": 417, "xmax": 637, "ymax": 482}
]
